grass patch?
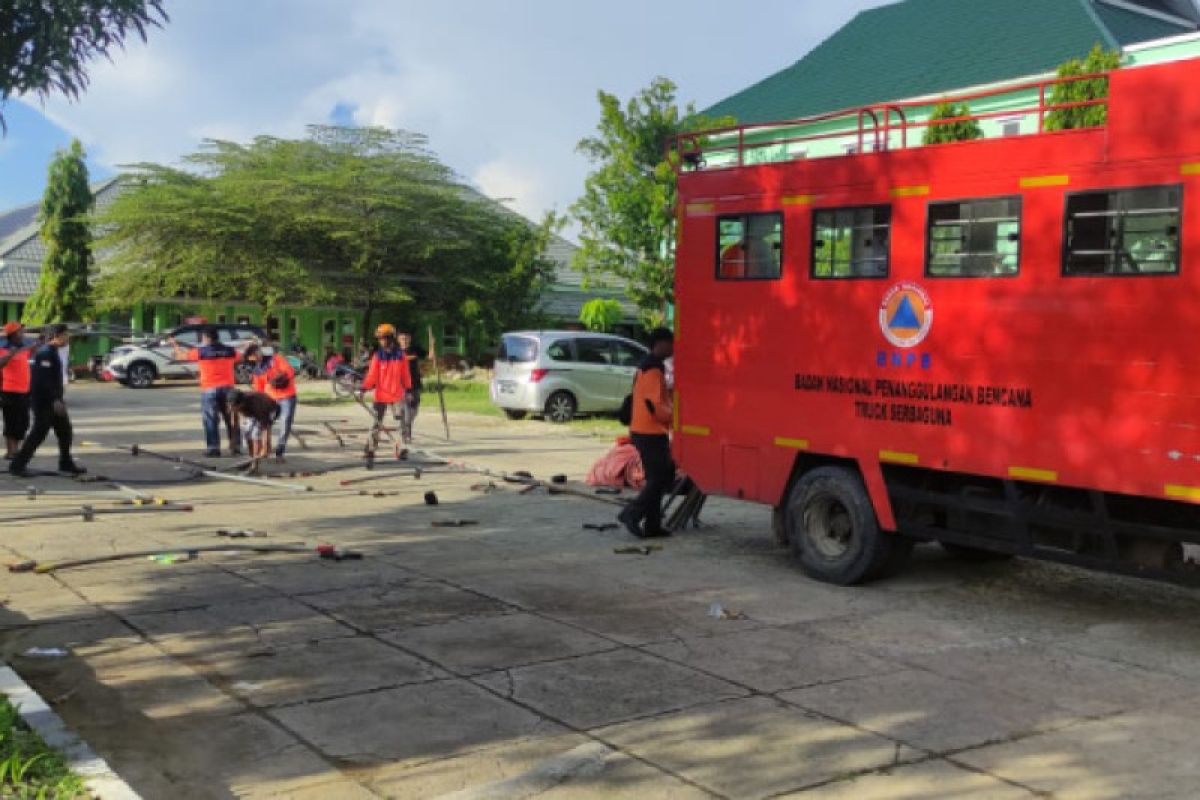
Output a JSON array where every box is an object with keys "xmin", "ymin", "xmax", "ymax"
[
  {"xmin": 295, "ymin": 377, "xmax": 627, "ymax": 436},
  {"xmin": 0, "ymin": 698, "xmax": 86, "ymax": 799}
]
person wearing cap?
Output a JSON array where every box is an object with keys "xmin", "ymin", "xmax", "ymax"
[
  {"xmin": 10, "ymin": 324, "xmax": 84, "ymax": 477},
  {"xmin": 170, "ymin": 325, "xmax": 241, "ymax": 457},
  {"xmin": 246, "ymin": 342, "xmax": 297, "ymax": 461},
  {"xmin": 0, "ymin": 322, "xmax": 36, "ymax": 459},
  {"xmin": 359, "ymin": 323, "xmax": 411, "ymax": 454}
]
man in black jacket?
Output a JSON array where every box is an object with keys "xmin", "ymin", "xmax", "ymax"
[{"xmin": 10, "ymin": 325, "xmax": 84, "ymax": 477}]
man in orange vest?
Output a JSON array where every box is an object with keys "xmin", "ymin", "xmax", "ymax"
[
  {"xmin": 171, "ymin": 326, "xmax": 241, "ymax": 457},
  {"xmin": 0, "ymin": 322, "xmax": 35, "ymax": 460},
  {"xmin": 246, "ymin": 342, "xmax": 297, "ymax": 460},
  {"xmin": 618, "ymin": 328, "xmax": 675, "ymax": 538},
  {"xmin": 360, "ymin": 323, "xmax": 412, "ymax": 454}
]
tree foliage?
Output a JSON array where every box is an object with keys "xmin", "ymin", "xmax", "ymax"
[
  {"xmin": 579, "ymin": 298, "xmax": 623, "ymax": 332},
  {"xmin": 923, "ymin": 102, "xmax": 983, "ymax": 145},
  {"xmin": 572, "ymin": 77, "xmax": 732, "ymax": 326},
  {"xmin": 96, "ymin": 126, "xmax": 556, "ymax": 349},
  {"xmin": 24, "ymin": 139, "xmax": 93, "ymax": 324},
  {"xmin": 1, "ymin": 0, "xmax": 167, "ymax": 131},
  {"xmin": 1044, "ymin": 45, "xmax": 1121, "ymax": 132}
]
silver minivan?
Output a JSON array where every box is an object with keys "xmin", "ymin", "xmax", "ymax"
[{"xmin": 491, "ymin": 331, "xmax": 647, "ymax": 422}]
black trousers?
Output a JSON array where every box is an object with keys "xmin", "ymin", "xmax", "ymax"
[
  {"xmin": 627, "ymin": 433, "xmax": 675, "ymax": 534},
  {"xmin": 11, "ymin": 403, "xmax": 71, "ymax": 471}
]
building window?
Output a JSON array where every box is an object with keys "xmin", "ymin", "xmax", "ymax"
[
  {"xmin": 926, "ymin": 196, "xmax": 1022, "ymax": 277},
  {"xmin": 716, "ymin": 212, "xmax": 783, "ymax": 280},
  {"xmin": 1001, "ymin": 120, "xmax": 1021, "ymax": 137},
  {"xmin": 266, "ymin": 316, "xmax": 280, "ymax": 342},
  {"xmin": 289, "ymin": 316, "xmax": 300, "ymax": 342},
  {"xmin": 843, "ymin": 144, "xmax": 858, "ymax": 155},
  {"xmin": 812, "ymin": 205, "xmax": 891, "ymax": 279},
  {"xmin": 216, "ymin": 314, "xmax": 227, "ymax": 324},
  {"xmin": 1063, "ymin": 185, "xmax": 1181, "ymax": 276},
  {"xmin": 442, "ymin": 325, "xmax": 459, "ymax": 351},
  {"xmin": 237, "ymin": 315, "xmax": 251, "ymax": 325}
]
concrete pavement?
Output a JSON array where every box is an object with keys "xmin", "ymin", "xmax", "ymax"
[{"xmin": 1, "ymin": 383, "xmax": 1199, "ymax": 798}]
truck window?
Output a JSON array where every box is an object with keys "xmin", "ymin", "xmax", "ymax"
[
  {"xmin": 717, "ymin": 212, "xmax": 783, "ymax": 280},
  {"xmin": 926, "ymin": 196, "xmax": 1021, "ymax": 277},
  {"xmin": 812, "ymin": 205, "xmax": 891, "ymax": 278},
  {"xmin": 1064, "ymin": 185, "xmax": 1181, "ymax": 276}
]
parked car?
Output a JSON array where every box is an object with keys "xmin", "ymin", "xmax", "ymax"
[
  {"xmin": 491, "ymin": 331, "xmax": 647, "ymax": 423},
  {"xmin": 104, "ymin": 323, "xmax": 270, "ymax": 388}
]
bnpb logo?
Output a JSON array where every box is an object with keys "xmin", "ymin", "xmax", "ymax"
[{"xmin": 879, "ymin": 282, "xmax": 933, "ymax": 348}]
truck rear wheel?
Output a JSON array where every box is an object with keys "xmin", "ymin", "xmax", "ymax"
[{"xmin": 786, "ymin": 466, "xmax": 911, "ymax": 585}]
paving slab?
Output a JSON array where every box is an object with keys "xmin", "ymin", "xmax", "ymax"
[
  {"xmin": 956, "ymin": 702, "xmax": 1200, "ymax": 800},
  {"xmin": 896, "ymin": 638, "xmax": 1200, "ymax": 716},
  {"xmin": 187, "ymin": 634, "xmax": 446, "ymax": 707},
  {"xmin": 304, "ymin": 580, "xmax": 511, "ymax": 632},
  {"xmin": 230, "ymin": 558, "xmax": 420, "ymax": 596},
  {"xmin": 597, "ymin": 696, "xmax": 917, "ymax": 798},
  {"xmin": 644, "ymin": 626, "xmax": 901, "ymax": 694},
  {"xmin": 270, "ymin": 678, "xmax": 565, "ymax": 766},
  {"xmin": 67, "ymin": 567, "xmax": 274, "ymax": 613},
  {"xmin": 1054, "ymin": 620, "xmax": 1200, "ymax": 680},
  {"xmin": 793, "ymin": 758, "xmax": 1035, "ymax": 798},
  {"xmin": 379, "ymin": 611, "xmax": 615, "ymax": 675},
  {"xmin": 69, "ymin": 639, "xmax": 244, "ymax": 719},
  {"xmin": 363, "ymin": 732, "xmax": 593, "ymax": 797},
  {"xmin": 126, "ymin": 595, "xmax": 356, "ymax": 654},
  {"xmin": 779, "ymin": 668, "xmax": 1079, "ymax": 754},
  {"xmin": 474, "ymin": 649, "xmax": 747, "ymax": 729},
  {"xmin": 88, "ymin": 709, "xmax": 350, "ymax": 800},
  {"xmin": 411, "ymin": 740, "xmax": 710, "ymax": 800}
]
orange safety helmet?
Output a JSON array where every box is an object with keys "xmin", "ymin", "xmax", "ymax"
[{"xmin": 374, "ymin": 323, "xmax": 397, "ymax": 338}]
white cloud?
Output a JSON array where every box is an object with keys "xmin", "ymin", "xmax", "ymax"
[{"xmin": 473, "ymin": 158, "xmax": 554, "ymax": 221}]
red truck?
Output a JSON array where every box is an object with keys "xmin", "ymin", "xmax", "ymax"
[{"xmin": 671, "ymin": 56, "xmax": 1200, "ymax": 586}]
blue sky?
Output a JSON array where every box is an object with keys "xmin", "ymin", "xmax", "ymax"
[{"xmin": 0, "ymin": 0, "xmax": 888, "ymax": 221}]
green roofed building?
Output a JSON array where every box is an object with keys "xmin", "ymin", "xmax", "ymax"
[{"xmin": 701, "ymin": 0, "xmax": 1200, "ymax": 162}]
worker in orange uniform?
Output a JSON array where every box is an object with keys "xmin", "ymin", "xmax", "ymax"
[
  {"xmin": 0, "ymin": 322, "xmax": 36, "ymax": 459},
  {"xmin": 618, "ymin": 328, "xmax": 675, "ymax": 538},
  {"xmin": 245, "ymin": 342, "xmax": 297, "ymax": 461},
  {"xmin": 359, "ymin": 323, "xmax": 411, "ymax": 455},
  {"xmin": 170, "ymin": 326, "xmax": 241, "ymax": 457}
]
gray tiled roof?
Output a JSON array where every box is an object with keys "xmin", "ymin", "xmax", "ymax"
[
  {"xmin": 539, "ymin": 233, "xmax": 638, "ymax": 322},
  {"xmin": 0, "ymin": 202, "xmax": 37, "ymax": 246},
  {"xmin": 0, "ymin": 262, "xmax": 43, "ymax": 300}
]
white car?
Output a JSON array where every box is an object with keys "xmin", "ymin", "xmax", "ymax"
[
  {"xmin": 104, "ymin": 323, "xmax": 270, "ymax": 388},
  {"xmin": 491, "ymin": 331, "xmax": 647, "ymax": 422}
]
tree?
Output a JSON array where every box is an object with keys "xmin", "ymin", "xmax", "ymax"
[
  {"xmin": 24, "ymin": 139, "xmax": 94, "ymax": 324},
  {"xmin": 1044, "ymin": 45, "xmax": 1122, "ymax": 132},
  {"xmin": 579, "ymin": 298, "xmax": 623, "ymax": 332},
  {"xmin": 572, "ymin": 77, "xmax": 733, "ymax": 326},
  {"xmin": 1, "ymin": 0, "xmax": 167, "ymax": 131},
  {"xmin": 95, "ymin": 125, "xmax": 548, "ymax": 347},
  {"xmin": 923, "ymin": 102, "xmax": 983, "ymax": 145}
]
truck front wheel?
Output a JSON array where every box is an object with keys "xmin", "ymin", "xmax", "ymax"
[{"xmin": 786, "ymin": 466, "xmax": 912, "ymax": 585}]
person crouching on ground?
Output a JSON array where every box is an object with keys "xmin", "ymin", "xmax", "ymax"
[
  {"xmin": 171, "ymin": 326, "xmax": 241, "ymax": 457},
  {"xmin": 0, "ymin": 322, "xmax": 36, "ymax": 460},
  {"xmin": 10, "ymin": 325, "xmax": 85, "ymax": 477},
  {"xmin": 246, "ymin": 342, "xmax": 297, "ymax": 461},
  {"xmin": 617, "ymin": 328, "xmax": 675, "ymax": 539},
  {"xmin": 228, "ymin": 389, "xmax": 278, "ymax": 475},
  {"xmin": 359, "ymin": 323, "xmax": 411, "ymax": 455}
]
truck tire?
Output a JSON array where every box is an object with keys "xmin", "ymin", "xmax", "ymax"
[
  {"xmin": 786, "ymin": 466, "xmax": 911, "ymax": 585},
  {"xmin": 126, "ymin": 362, "xmax": 156, "ymax": 389}
]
